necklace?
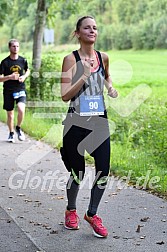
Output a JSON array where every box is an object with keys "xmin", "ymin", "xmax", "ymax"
[
  {"xmin": 85, "ymin": 58, "xmax": 94, "ymax": 67},
  {"xmin": 86, "ymin": 51, "xmax": 100, "ymax": 71},
  {"xmin": 79, "ymin": 49, "xmax": 100, "ymax": 70},
  {"xmin": 79, "ymin": 49, "xmax": 95, "ymax": 65}
]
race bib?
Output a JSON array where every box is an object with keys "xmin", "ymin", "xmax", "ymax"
[
  {"xmin": 13, "ymin": 91, "xmax": 26, "ymax": 99},
  {"xmin": 80, "ymin": 95, "xmax": 104, "ymax": 116}
]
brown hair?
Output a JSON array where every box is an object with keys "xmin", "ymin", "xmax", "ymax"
[
  {"xmin": 8, "ymin": 39, "xmax": 19, "ymax": 47},
  {"xmin": 75, "ymin": 16, "xmax": 95, "ymax": 32}
]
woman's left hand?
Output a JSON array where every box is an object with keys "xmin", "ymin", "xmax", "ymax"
[{"xmin": 108, "ymin": 86, "xmax": 118, "ymax": 98}]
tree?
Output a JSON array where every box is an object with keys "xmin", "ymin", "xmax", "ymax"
[
  {"xmin": 0, "ymin": 1, "xmax": 11, "ymax": 26},
  {"xmin": 3, "ymin": 0, "xmax": 34, "ymax": 38},
  {"xmin": 30, "ymin": 0, "xmax": 80, "ymax": 99},
  {"xmin": 30, "ymin": 0, "xmax": 47, "ymax": 99},
  {"xmin": 32, "ymin": 0, "xmax": 46, "ymax": 71}
]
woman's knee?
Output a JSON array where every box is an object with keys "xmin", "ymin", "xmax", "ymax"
[{"xmin": 70, "ymin": 169, "xmax": 85, "ymax": 185}]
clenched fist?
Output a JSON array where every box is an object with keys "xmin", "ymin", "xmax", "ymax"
[{"xmin": 108, "ymin": 86, "xmax": 118, "ymax": 98}]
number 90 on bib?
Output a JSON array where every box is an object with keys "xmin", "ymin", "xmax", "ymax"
[{"xmin": 80, "ymin": 95, "xmax": 104, "ymax": 116}]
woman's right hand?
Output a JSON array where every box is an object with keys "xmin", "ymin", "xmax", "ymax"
[{"xmin": 83, "ymin": 59, "xmax": 92, "ymax": 77}]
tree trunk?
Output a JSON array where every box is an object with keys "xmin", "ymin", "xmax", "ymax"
[{"xmin": 30, "ymin": 0, "xmax": 46, "ymax": 99}]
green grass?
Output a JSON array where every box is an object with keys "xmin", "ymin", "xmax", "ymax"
[
  {"xmin": 0, "ymin": 48, "xmax": 166, "ymax": 197},
  {"xmin": 105, "ymin": 50, "xmax": 167, "ymax": 196}
]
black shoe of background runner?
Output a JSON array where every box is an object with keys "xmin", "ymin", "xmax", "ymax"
[
  {"xmin": 8, "ymin": 132, "xmax": 15, "ymax": 143},
  {"xmin": 16, "ymin": 126, "xmax": 25, "ymax": 141}
]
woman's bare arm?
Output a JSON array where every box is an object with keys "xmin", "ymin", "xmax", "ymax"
[
  {"xmin": 61, "ymin": 53, "xmax": 91, "ymax": 102},
  {"xmin": 102, "ymin": 52, "xmax": 118, "ymax": 98}
]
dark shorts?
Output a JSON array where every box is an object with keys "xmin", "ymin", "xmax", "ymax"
[{"xmin": 3, "ymin": 90, "xmax": 26, "ymax": 111}]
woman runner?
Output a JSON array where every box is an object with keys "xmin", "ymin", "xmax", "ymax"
[{"xmin": 60, "ymin": 16, "xmax": 118, "ymax": 238}]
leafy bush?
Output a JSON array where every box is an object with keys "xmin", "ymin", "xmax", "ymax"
[
  {"xmin": 97, "ymin": 24, "xmax": 132, "ymax": 51},
  {"xmin": 154, "ymin": 16, "xmax": 167, "ymax": 48},
  {"xmin": 60, "ymin": 22, "xmax": 74, "ymax": 44},
  {"xmin": 96, "ymin": 24, "xmax": 113, "ymax": 51},
  {"xmin": 40, "ymin": 53, "xmax": 61, "ymax": 101},
  {"xmin": 27, "ymin": 52, "xmax": 61, "ymax": 102},
  {"xmin": 110, "ymin": 25, "xmax": 132, "ymax": 50}
]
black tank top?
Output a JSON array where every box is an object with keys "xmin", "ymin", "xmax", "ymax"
[{"xmin": 69, "ymin": 50, "xmax": 106, "ymax": 114}]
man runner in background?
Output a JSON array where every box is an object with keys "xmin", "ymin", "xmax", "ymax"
[{"xmin": 0, "ymin": 39, "xmax": 30, "ymax": 142}]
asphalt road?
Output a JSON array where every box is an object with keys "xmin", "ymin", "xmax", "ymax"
[{"xmin": 0, "ymin": 121, "xmax": 166, "ymax": 252}]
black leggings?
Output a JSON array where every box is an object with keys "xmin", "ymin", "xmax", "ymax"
[{"xmin": 63, "ymin": 115, "xmax": 110, "ymax": 215}]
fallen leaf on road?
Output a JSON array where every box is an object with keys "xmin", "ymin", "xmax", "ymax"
[
  {"xmin": 50, "ymin": 230, "xmax": 59, "ymax": 234},
  {"xmin": 34, "ymin": 222, "xmax": 42, "ymax": 226},
  {"xmin": 42, "ymin": 224, "xmax": 50, "ymax": 228},
  {"xmin": 0, "ymin": 218, "xmax": 11, "ymax": 223},
  {"xmin": 108, "ymin": 192, "xmax": 117, "ymax": 197},
  {"xmin": 136, "ymin": 225, "xmax": 144, "ymax": 233},
  {"xmin": 136, "ymin": 225, "xmax": 141, "ymax": 233},
  {"xmin": 112, "ymin": 192, "xmax": 118, "ymax": 195},
  {"xmin": 140, "ymin": 217, "xmax": 149, "ymax": 222},
  {"xmin": 140, "ymin": 236, "xmax": 146, "ymax": 239},
  {"xmin": 113, "ymin": 235, "xmax": 120, "ymax": 239},
  {"xmin": 24, "ymin": 199, "xmax": 32, "ymax": 202},
  {"xmin": 57, "ymin": 196, "xmax": 64, "ymax": 200},
  {"xmin": 45, "ymin": 227, "xmax": 51, "ymax": 230},
  {"xmin": 7, "ymin": 208, "xmax": 13, "ymax": 211},
  {"xmin": 123, "ymin": 237, "xmax": 135, "ymax": 240},
  {"xmin": 156, "ymin": 241, "xmax": 165, "ymax": 245}
]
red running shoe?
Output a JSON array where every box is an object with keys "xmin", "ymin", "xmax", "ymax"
[
  {"xmin": 84, "ymin": 213, "xmax": 108, "ymax": 238},
  {"xmin": 64, "ymin": 210, "xmax": 79, "ymax": 230}
]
